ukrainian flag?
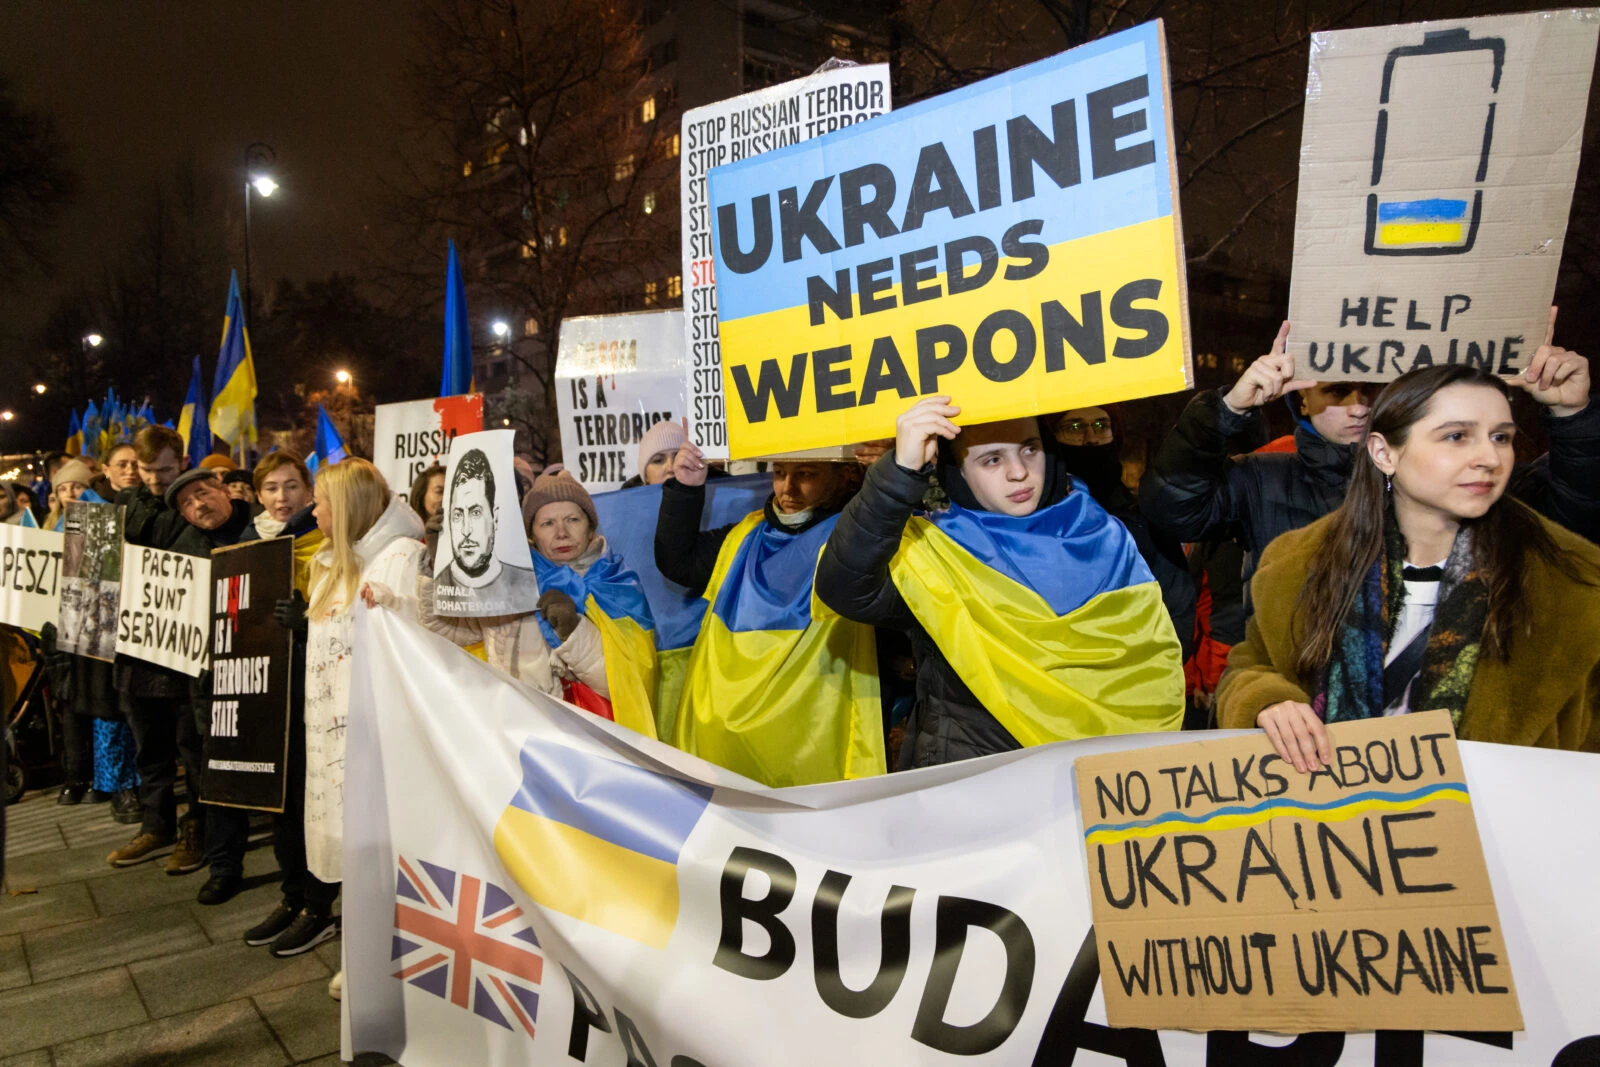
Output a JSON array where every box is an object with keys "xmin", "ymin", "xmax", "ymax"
[
  {"xmin": 178, "ymin": 356, "xmax": 211, "ymax": 470},
  {"xmin": 530, "ymin": 549, "xmax": 660, "ymax": 741},
  {"xmin": 493, "ymin": 737, "xmax": 710, "ymax": 950},
  {"xmin": 677, "ymin": 512, "xmax": 884, "ymax": 787},
  {"xmin": 210, "ymin": 271, "xmax": 258, "ymax": 449},
  {"xmin": 440, "ymin": 240, "xmax": 473, "ymax": 397},
  {"xmin": 81, "ymin": 402, "xmax": 102, "ymax": 456},
  {"xmin": 64, "ymin": 410, "xmax": 83, "ymax": 457},
  {"xmin": 1375, "ymin": 198, "xmax": 1468, "ymax": 249},
  {"xmin": 884, "ymin": 482, "xmax": 1184, "ymax": 745},
  {"xmin": 589, "ymin": 476, "xmax": 772, "ymax": 740},
  {"xmin": 305, "ymin": 405, "xmax": 347, "ymax": 477}
]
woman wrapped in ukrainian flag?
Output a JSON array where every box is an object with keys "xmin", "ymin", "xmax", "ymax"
[
  {"xmin": 655, "ymin": 443, "xmax": 884, "ymax": 788},
  {"xmin": 816, "ymin": 396, "xmax": 1186, "ymax": 769},
  {"xmin": 419, "ymin": 470, "xmax": 660, "ymax": 740}
]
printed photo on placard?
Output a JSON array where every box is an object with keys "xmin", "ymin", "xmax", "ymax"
[
  {"xmin": 58, "ymin": 500, "xmax": 123, "ymax": 661},
  {"xmin": 432, "ymin": 429, "xmax": 540, "ymax": 617}
]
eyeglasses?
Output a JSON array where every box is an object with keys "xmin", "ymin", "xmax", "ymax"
[{"xmin": 1061, "ymin": 418, "xmax": 1112, "ymax": 434}]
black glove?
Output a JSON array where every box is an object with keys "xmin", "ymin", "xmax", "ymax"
[
  {"xmin": 39, "ymin": 621, "xmax": 59, "ymax": 657},
  {"xmin": 273, "ymin": 590, "xmax": 308, "ymax": 635},
  {"xmin": 537, "ymin": 589, "xmax": 581, "ymax": 642}
]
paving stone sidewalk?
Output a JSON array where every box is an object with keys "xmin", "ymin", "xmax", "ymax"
[{"xmin": 0, "ymin": 787, "xmax": 357, "ymax": 1066}]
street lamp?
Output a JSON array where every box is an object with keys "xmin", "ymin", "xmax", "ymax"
[
  {"xmin": 243, "ymin": 142, "xmax": 278, "ymax": 328},
  {"xmin": 84, "ymin": 333, "xmax": 103, "ymax": 349},
  {"xmin": 0, "ymin": 411, "xmax": 14, "ymax": 423},
  {"xmin": 491, "ymin": 320, "xmax": 510, "ymax": 340},
  {"xmin": 32, "ymin": 384, "xmax": 46, "ymax": 395},
  {"xmin": 335, "ymin": 369, "xmax": 352, "ymax": 385}
]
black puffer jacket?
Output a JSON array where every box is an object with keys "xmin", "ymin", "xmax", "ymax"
[{"xmin": 1139, "ymin": 390, "xmax": 1600, "ymax": 593}]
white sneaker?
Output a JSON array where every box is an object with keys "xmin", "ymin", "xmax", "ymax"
[{"xmin": 329, "ymin": 969, "xmax": 343, "ymax": 1001}]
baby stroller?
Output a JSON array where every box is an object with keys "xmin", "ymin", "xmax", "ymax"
[{"xmin": 2, "ymin": 627, "xmax": 54, "ymax": 805}]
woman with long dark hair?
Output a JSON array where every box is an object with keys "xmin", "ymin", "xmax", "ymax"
[{"xmin": 1218, "ymin": 365, "xmax": 1600, "ymax": 768}]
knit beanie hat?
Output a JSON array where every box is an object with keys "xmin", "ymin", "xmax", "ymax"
[
  {"xmin": 521, "ymin": 470, "xmax": 599, "ymax": 534},
  {"xmin": 636, "ymin": 418, "xmax": 686, "ymax": 475},
  {"xmin": 199, "ymin": 454, "xmax": 238, "ymax": 472},
  {"xmin": 53, "ymin": 459, "xmax": 94, "ymax": 489}
]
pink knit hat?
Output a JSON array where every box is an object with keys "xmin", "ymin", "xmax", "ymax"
[
  {"xmin": 521, "ymin": 470, "xmax": 598, "ymax": 534},
  {"xmin": 636, "ymin": 419, "xmax": 686, "ymax": 474}
]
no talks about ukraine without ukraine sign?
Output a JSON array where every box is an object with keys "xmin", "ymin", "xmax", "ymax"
[{"xmin": 707, "ymin": 21, "xmax": 1193, "ymax": 458}]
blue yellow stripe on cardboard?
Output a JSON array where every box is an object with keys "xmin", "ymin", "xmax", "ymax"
[
  {"xmin": 1083, "ymin": 781, "xmax": 1471, "ymax": 846},
  {"xmin": 706, "ymin": 22, "xmax": 1189, "ymax": 457},
  {"xmin": 1376, "ymin": 198, "xmax": 1468, "ymax": 247},
  {"xmin": 492, "ymin": 737, "xmax": 711, "ymax": 950}
]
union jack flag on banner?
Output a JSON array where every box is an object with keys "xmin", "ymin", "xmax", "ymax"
[{"xmin": 392, "ymin": 854, "xmax": 544, "ymax": 1038}]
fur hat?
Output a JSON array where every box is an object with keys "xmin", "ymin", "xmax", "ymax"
[
  {"xmin": 636, "ymin": 419, "xmax": 686, "ymax": 476},
  {"xmin": 521, "ymin": 470, "xmax": 598, "ymax": 534}
]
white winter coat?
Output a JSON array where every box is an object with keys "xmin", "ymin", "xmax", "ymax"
[
  {"xmin": 416, "ymin": 535, "xmax": 610, "ymax": 698},
  {"xmin": 303, "ymin": 494, "xmax": 424, "ymax": 883}
]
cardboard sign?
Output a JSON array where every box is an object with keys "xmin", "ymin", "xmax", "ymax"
[
  {"xmin": 1074, "ymin": 711, "xmax": 1522, "ymax": 1034},
  {"xmin": 1287, "ymin": 11, "xmax": 1600, "ymax": 381},
  {"xmin": 433, "ymin": 429, "xmax": 540, "ymax": 617},
  {"xmin": 58, "ymin": 501, "xmax": 123, "ymax": 661},
  {"xmin": 204, "ymin": 538, "xmax": 294, "ymax": 811},
  {"xmin": 372, "ymin": 395, "xmax": 485, "ymax": 498},
  {"xmin": 706, "ymin": 23, "xmax": 1191, "ymax": 459},
  {"xmin": 0, "ymin": 524, "xmax": 63, "ymax": 632},
  {"xmin": 555, "ymin": 311, "xmax": 688, "ymax": 492},
  {"xmin": 117, "ymin": 544, "xmax": 212, "ymax": 677},
  {"xmin": 682, "ymin": 63, "xmax": 892, "ymax": 459}
]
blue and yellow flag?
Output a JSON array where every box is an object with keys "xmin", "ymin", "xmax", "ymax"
[
  {"xmin": 440, "ymin": 240, "xmax": 473, "ymax": 397},
  {"xmin": 531, "ymin": 550, "xmax": 660, "ymax": 741},
  {"xmin": 884, "ymin": 483, "xmax": 1184, "ymax": 746},
  {"xmin": 210, "ymin": 271, "xmax": 258, "ymax": 449},
  {"xmin": 65, "ymin": 410, "xmax": 83, "ymax": 457},
  {"xmin": 178, "ymin": 356, "xmax": 211, "ymax": 469},
  {"xmin": 81, "ymin": 402, "xmax": 102, "ymax": 455},
  {"xmin": 676, "ymin": 511, "xmax": 884, "ymax": 787},
  {"xmin": 493, "ymin": 736, "xmax": 710, "ymax": 950}
]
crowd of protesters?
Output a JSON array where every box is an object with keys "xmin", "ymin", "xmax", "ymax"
[{"xmin": 4, "ymin": 315, "xmax": 1599, "ymax": 1007}]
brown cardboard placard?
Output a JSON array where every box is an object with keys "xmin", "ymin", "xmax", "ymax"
[
  {"xmin": 1286, "ymin": 11, "xmax": 1599, "ymax": 382},
  {"xmin": 1074, "ymin": 710, "xmax": 1522, "ymax": 1033}
]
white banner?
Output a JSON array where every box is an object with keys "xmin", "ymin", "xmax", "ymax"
[
  {"xmin": 372, "ymin": 395, "xmax": 485, "ymax": 497},
  {"xmin": 680, "ymin": 63, "xmax": 892, "ymax": 459},
  {"xmin": 345, "ymin": 609, "xmax": 1600, "ymax": 1066},
  {"xmin": 0, "ymin": 524, "xmax": 64, "ymax": 632},
  {"xmin": 116, "ymin": 544, "xmax": 211, "ymax": 677},
  {"xmin": 555, "ymin": 311, "xmax": 688, "ymax": 492}
]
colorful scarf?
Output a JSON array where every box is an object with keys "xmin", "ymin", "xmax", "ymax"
[{"xmin": 1314, "ymin": 518, "xmax": 1487, "ymax": 727}]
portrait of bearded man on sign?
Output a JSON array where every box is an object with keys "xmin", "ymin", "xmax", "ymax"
[{"xmin": 431, "ymin": 436, "xmax": 541, "ymax": 617}]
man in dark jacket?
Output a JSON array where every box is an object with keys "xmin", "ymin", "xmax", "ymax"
[{"xmin": 1140, "ymin": 320, "xmax": 1600, "ymax": 603}]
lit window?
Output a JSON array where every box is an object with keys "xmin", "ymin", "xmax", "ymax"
[
  {"xmin": 643, "ymin": 191, "xmax": 657, "ymax": 215},
  {"xmin": 558, "ymin": 226, "xmax": 568, "ymax": 246},
  {"xmin": 666, "ymin": 274, "xmax": 682, "ymax": 299},
  {"xmin": 486, "ymin": 142, "xmax": 508, "ymax": 166},
  {"xmin": 829, "ymin": 33, "xmax": 851, "ymax": 54},
  {"xmin": 641, "ymin": 97, "xmax": 657, "ymax": 124},
  {"xmin": 669, "ymin": 133, "xmax": 680, "ymax": 158},
  {"xmin": 462, "ymin": 160, "xmax": 473, "ymax": 177},
  {"xmin": 520, "ymin": 126, "xmax": 529, "ymax": 146},
  {"xmin": 520, "ymin": 241, "xmax": 534, "ymax": 259},
  {"xmin": 525, "ymin": 317, "xmax": 539, "ymax": 336},
  {"xmin": 614, "ymin": 155, "xmax": 635, "ymax": 182},
  {"xmin": 644, "ymin": 281, "xmax": 659, "ymax": 306}
]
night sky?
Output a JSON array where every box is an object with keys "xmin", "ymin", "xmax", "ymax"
[{"xmin": 0, "ymin": 1, "xmax": 416, "ymax": 371}]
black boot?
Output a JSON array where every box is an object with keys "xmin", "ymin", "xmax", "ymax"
[
  {"xmin": 111, "ymin": 789, "xmax": 141, "ymax": 824},
  {"xmin": 57, "ymin": 785, "xmax": 88, "ymax": 805}
]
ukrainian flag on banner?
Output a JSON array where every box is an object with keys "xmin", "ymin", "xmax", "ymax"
[
  {"xmin": 1375, "ymin": 198, "xmax": 1468, "ymax": 249},
  {"xmin": 885, "ymin": 482, "xmax": 1184, "ymax": 745},
  {"xmin": 589, "ymin": 476, "xmax": 773, "ymax": 739},
  {"xmin": 493, "ymin": 737, "xmax": 710, "ymax": 950},
  {"xmin": 210, "ymin": 271, "xmax": 258, "ymax": 448},
  {"xmin": 530, "ymin": 550, "xmax": 660, "ymax": 741},
  {"xmin": 64, "ymin": 410, "xmax": 83, "ymax": 457},
  {"xmin": 676, "ymin": 512, "xmax": 884, "ymax": 787}
]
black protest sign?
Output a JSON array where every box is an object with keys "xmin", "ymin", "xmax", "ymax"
[
  {"xmin": 202, "ymin": 537, "xmax": 293, "ymax": 812},
  {"xmin": 1073, "ymin": 710, "xmax": 1522, "ymax": 1034}
]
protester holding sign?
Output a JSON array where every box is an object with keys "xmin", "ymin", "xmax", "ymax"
[
  {"xmin": 417, "ymin": 470, "xmax": 659, "ymax": 737},
  {"xmin": 306, "ymin": 458, "xmax": 426, "ymax": 996},
  {"xmin": 1141, "ymin": 318, "xmax": 1600, "ymax": 619},
  {"xmin": 817, "ymin": 398, "xmax": 1184, "ymax": 767},
  {"xmin": 655, "ymin": 440, "xmax": 883, "ymax": 786},
  {"xmin": 1219, "ymin": 364, "xmax": 1600, "ymax": 764}
]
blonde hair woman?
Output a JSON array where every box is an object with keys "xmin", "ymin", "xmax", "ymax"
[{"xmin": 302, "ymin": 459, "xmax": 424, "ymax": 998}]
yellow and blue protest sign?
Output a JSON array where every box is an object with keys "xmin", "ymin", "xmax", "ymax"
[{"xmin": 707, "ymin": 21, "xmax": 1191, "ymax": 458}]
